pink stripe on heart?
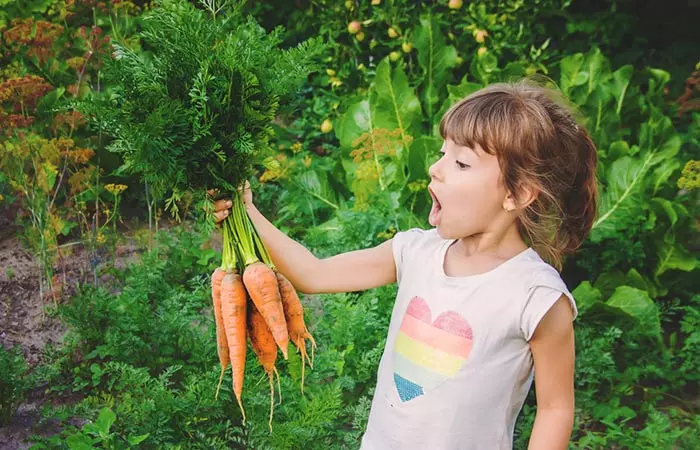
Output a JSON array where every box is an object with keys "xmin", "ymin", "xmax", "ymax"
[{"xmin": 399, "ymin": 314, "xmax": 472, "ymax": 358}]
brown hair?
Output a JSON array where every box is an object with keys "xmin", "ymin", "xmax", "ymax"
[{"xmin": 439, "ymin": 80, "xmax": 598, "ymax": 270}]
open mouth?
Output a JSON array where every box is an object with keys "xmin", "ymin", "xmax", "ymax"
[{"xmin": 428, "ymin": 186, "xmax": 442, "ymax": 226}]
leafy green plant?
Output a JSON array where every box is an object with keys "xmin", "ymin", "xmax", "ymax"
[
  {"xmin": 0, "ymin": 345, "xmax": 30, "ymax": 426},
  {"xmin": 0, "ymin": 134, "xmax": 92, "ymax": 301},
  {"xmin": 63, "ymin": 407, "xmax": 149, "ymax": 450},
  {"xmin": 87, "ymin": 0, "xmax": 326, "ymax": 215}
]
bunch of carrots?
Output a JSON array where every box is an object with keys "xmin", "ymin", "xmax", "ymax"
[{"xmin": 211, "ymin": 192, "xmax": 316, "ymax": 430}]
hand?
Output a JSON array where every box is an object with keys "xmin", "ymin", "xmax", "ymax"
[
  {"xmin": 238, "ymin": 180, "xmax": 253, "ymax": 208},
  {"xmin": 212, "ymin": 197, "xmax": 232, "ymax": 225},
  {"xmin": 210, "ymin": 181, "xmax": 253, "ymax": 225}
]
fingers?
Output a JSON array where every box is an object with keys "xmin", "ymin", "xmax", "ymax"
[
  {"xmin": 213, "ymin": 198, "xmax": 232, "ymax": 212},
  {"xmin": 213, "ymin": 208, "xmax": 230, "ymax": 224},
  {"xmin": 236, "ymin": 180, "xmax": 250, "ymax": 193}
]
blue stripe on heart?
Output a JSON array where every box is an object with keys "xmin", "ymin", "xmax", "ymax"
[{"xmin": 394, "ymin": 373, "xmax": 424, "ymax": 402}]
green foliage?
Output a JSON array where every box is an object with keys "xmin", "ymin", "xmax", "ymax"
[
  {"xmin": 0, "ymin": 345, "xmax": 30, "ymax": 426},
  {"xmin": 86, "ymin": 0, "xmax": 326, "ymax": 215},
  {"xmin": 48, "ymin": 407, "xmax": 150, "ymax": 450},
  {"xmin": 1, "ymin": 0, "xmax": 698, "ymax": 448}
]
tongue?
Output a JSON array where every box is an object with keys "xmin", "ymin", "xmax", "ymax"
[{"xmin": 429, "ymin": 201, "xmax": 441, "ymax": 226}]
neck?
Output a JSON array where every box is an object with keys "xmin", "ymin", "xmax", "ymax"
[{"xmin": 456, "ymin": 221, "xmax": 528, "ymax": 260}]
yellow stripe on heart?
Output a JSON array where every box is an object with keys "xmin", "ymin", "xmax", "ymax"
[{"xmin": 393, "ymin": 332, "xmax": 465, "ymax": 377}]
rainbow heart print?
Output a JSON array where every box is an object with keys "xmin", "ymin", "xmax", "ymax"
[{"xmin": 392, "ymin": 296, "xmax": 474, "ymax": 402}]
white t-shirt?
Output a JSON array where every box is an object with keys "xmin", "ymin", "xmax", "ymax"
[{"xmin": 360, "ymin": 228, "xmax": 577, "ymax": 450}]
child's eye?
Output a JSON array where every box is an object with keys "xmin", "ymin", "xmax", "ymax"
[{"xmin": 456, "ymin": 160, "xmax": 470, "ymax": 170}]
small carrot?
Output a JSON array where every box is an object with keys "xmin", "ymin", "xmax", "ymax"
[
  {"xmin": 243, "ymin": 261, "xmax": 289, "ymax": 360},
  {"xmin": 276, "ymin": 271, "xmax": 316, "ymax": 394},
  {"xmin": 221, "ymin": 271, "xmax": 248, "ymax": 422},
  {"xmin": 248, "ymin": 299, "xmax": 281, "ymax": 432},
  {"xmin": 212, "ymin": 267, "xmax": 228, "ymax": 400}
]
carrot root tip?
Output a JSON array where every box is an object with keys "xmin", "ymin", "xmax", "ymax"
[{"xmin": 215, "ymin": 365, "xmax": 226, "ymax": 400}]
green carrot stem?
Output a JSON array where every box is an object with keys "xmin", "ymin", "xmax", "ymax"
[
  {"xmin": 231, "ymin": 227, "xmax": 244, "ymax": 273},
  {"xmin": 221, "ymin": 216, "xmax": 237, "ymax": 271},
  {"xmin": 249, "ymin": 217, "xmax": 274, "ymax": 268},
  {"xmin": 231, "ymin": 193, "xmax": 258, "ymax": 267}
]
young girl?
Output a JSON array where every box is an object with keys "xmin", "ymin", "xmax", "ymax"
[{"xmin": 213, "ymin": 81, "xmax": 598, "ymax": 450}]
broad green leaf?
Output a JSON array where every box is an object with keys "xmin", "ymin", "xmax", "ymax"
[
  {"xmin": 559, "ymin": 53, "xmax": 587, "ymax": 97},
  {"xmin": 592, "ymin": 155, "xmax": 645, "ymax": 236},
  {"xmin": 652, "ymin": 159, "xmax": 681, "ymax": 195},
  {"xmin": 650, "ymin": 198, "xmax": 679, "ymax": 227},
  {"xmin": 399, "ymin": 136, "xmax": 441, "ymax": 217},
  {"xmin": 127, "ymin": 433, "xmax": 150, "ymax": 446},
  {"xmin": 607, "ymin": 286, "xmax": 660, "ymax": 336},
  {"xmin": 66, "ymin": 435, "xmax": 93, "ymax": 450},
  {"xmin": 501, "ymin": 61, "xmax": 527, "ymax": 78},
  {"xmin": 606, "ymin": 140, "xmax": 631, "ymax": 161},
  {"xmin": 647, "ymin": 68, "xmax": 671, "ymax": 101},
  {"xmin": 640, "ymin": 114, "xmax": 681, "ymax": 163},
  {"xmin": 571, "ymin": 281, "xmax": 602, "ymax": 313},
  {"xmin": 95, "ymin": 407, "xmax": 116, "ymax": 437},
  {"xmin": 594, "ymin": 271, "xmax": 630, "ymax": 298},
  {"xmin": 611, "ymin": 65, "xmax": 633, "ymax": 115},
  {"xmin": 336, "ymin": 100, "xmax": 370, "ymax": 149},
  {"xmin": 371, "ymin": 58, "xmax": 422, "ymax": 141},
  {"xmin": 585, "ymin": 48, "xmax": 609, "ymax": 95},
  {"xmin": 414, "ymin": 14, "xmax": 458, "ymax": 122},
  {"xmin": 592, "ymin": 115, "xmax": 681, "ymax": 237},
  {"xmin": 446, "ymin": 79, "xmax": 484, "ymax": 100},
  {"xmin": 383, "ymin": 160, "xmax": 402, "ymax": 188},
  {"xmin": 406, "ymin": 136, "xmax": 441, "ymax": 184},
  {"xmin": 655, "ymin": 229, "xmax": 698, "ymax": 277},
  {"xmin": 295, "ymin": 170, "xmax": 339, "ymax": 210},
  {"xmin": 625, "ymin": 269, "xmax": 652, "ymax": 293}
]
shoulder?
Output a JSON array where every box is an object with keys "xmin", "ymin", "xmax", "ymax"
[
  {"xmin": 391, "ymin": 227, "xmax": 443, "ymax": 256},
  {"xmin": 391, "ymin": 228, "xmax": 445, "ymax": 282},
  {"xmin": 511, "ymin": 249, "xmax": 573, "ymax": 295},
  {"xmin": 510, "ymin": 249, "xmax": 578, "ymax": 341}
]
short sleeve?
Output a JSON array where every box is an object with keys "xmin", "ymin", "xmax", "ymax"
[
  {"xmin": 520, "ymin": 284, "xmax": 578, "ymax": 341},
  {"xmin": 391, "ymin": 228, "xmax": 425, "ymax": 283}
]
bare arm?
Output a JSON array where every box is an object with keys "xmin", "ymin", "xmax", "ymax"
[
  {"xmin": 527, "ymin": 295, "xmax": 576, "ymax": 450},
  {"xmin": 213, "ymin": 184, "xmax": 396, "ymax": 294}
]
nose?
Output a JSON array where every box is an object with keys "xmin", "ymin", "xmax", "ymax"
[{"xmin": 428, "ymin": 155, "xmax": 443, "ymax": 182}]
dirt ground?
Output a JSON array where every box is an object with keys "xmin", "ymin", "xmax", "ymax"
[{"xmin": 0, "ymin": 215, "xmax": 143, "ymax": 449}]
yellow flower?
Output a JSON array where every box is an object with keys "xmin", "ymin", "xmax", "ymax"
[
  {"xmin": 105, "ymin": 183, "xmax": 128, "ymax": 195},
  {"xmin": 96, "ymin": 232, "xmax": 106, "ymax": 244},
  {"xmin": 330, "ymin": 76, "xmax": 343, "ymax": 88}
]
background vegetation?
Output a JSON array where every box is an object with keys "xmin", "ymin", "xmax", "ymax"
[{"xmin": 1, "ymin": 0, "xmax": 698, "ymax": 448}]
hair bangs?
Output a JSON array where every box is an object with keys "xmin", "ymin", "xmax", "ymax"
[{"xmin": 439, "ymin": 91, "xmax": 520, "ymax": 156}]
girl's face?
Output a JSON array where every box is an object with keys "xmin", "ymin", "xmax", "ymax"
[{"xmin": 427, "ymin": 139, "xmax": 509, "ymax": 239}]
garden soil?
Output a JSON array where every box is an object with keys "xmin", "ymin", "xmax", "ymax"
[{"xmin": 0, "ymin": 215, "xmax": 143, "ymax": 449}]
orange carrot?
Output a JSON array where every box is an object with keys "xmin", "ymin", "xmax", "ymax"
[
  {"xmin": 276, "ymin": 271, "xmax": 316, "ymax": 394},
  {"xmin": 243, "ymin": 261, "xmax": 289, "ymax": 360},
  {"xmin": 248, "ymin": 299, "xmax": 282, "ymax": 432},
  {"xmin": 212, "ymin": 267, "xmax": 228, "ymax": 400},
  {"xmin": 221, "ymin": 271, "xmax": 247, "ymax": 422}
]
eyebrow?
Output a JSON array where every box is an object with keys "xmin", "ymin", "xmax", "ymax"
[{"xmin": 461, "ymin": 146, "xmax": 480, "ymax": 158}]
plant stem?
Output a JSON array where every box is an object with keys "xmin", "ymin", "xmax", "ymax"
[{"xmin": 230, "ymin": 193, "xmax": 258, "ymax": 267}]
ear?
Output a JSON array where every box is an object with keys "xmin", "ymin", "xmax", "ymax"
[{"xmin": 503, "ymin": 182, "xmax": 538, "ymax": 212}]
